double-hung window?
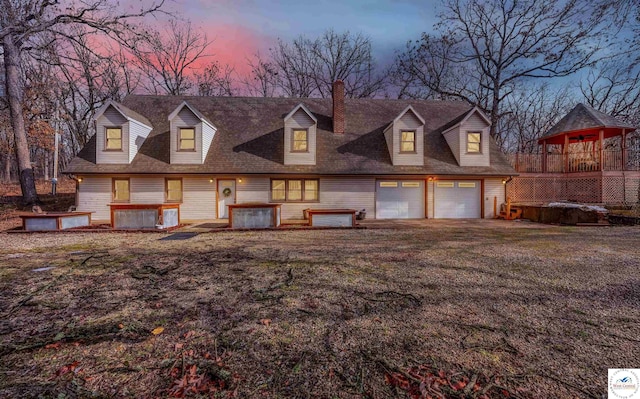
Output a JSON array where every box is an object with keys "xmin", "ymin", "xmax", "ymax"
[
  {"xmin": 467, "ymin": 132, "xmax": 481, "ymax": 153},
  {"xmin": 105, "ymin": 127, "xmax": 122, "ymax": 151},
  {"xmin": 165, "ymin": 178, "xmax": 183, "ymax": 202},
  {"xmin": 112, "ymin": 178, "xmax": 130, "ymax": 202},
  {"xmin": 292, "ymin": 129, "xmax": 308, "ymax": 152},
  {"xmin": 400, "ymin": 130, "xmax": 416, "ymax": 153},
  {"xmin": 179, "ymin": 128, "xmax": 196, "ymax": 151},
  {"xmin": 270, "ymin": 179, "xmax": 318, "ymax": 202}
]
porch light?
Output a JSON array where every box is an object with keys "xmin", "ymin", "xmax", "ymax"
[
  {"xmin": 77, "ymin": 177, "xmax": 83, "ymax": 183},
  {"xmin": 502, "ymin": 179, "xmax": 506, "ymax": 184},
  {"xmin": 209, "ymin": 178, "xmax": 214, "ymax": 183},
  {"xmin": 427, "ymin": 176, "xmax": 434, "ymax": 181},
  {"xmin": 238, "ymin": 178, "xmax": 243, "ymax": 183}
]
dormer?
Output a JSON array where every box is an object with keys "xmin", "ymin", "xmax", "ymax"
[
  {"xmin": 284, "ymin": 103, "xmax": 317, "ymax": 165},
  {"xmin": 383, "ymin": 105, "xmax": 425, "ymax": 166},
  {"xmin": 94, "ymin": 101, "xmax": 153, "ymax": 164},
  {"xmin": 442, "ymin": 107, "xmax": 491, "ymax": 167},
  {"xmin": 168, "ymin": 101, "xmax": 216, "ymax": 164}
]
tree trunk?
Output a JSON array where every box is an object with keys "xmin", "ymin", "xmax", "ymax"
[
  {"xmin": 3, "ymin": 34, "xmax": 38, "ymax": 204},
  {"xmin": 2, "ymin": 155, "xmax": 10, "ymax": 182},
  {"xmin": 489, "ymin": 78, "xmax": 500, "ymax": 139}
]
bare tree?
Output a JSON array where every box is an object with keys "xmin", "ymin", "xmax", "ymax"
[
  {"xmin": 268, "ymin": 30, "xmax": 387, "ymax": 98},
  {"xmin": 393, "ymin": 35, "xmax": 492, "ymax": 108},
  {"xmin": 0, "ymin": 0, "xmax": 165, "ymax": 204},
  {"xmin": 500, "ymin": 84, "xmax": 574, "ymax": 153},
  {"xmin": 131, "ymin": 19, "xmax": 211, "ymax": 95},
  {"xmin": 580, "ymin": 63, "xmax": 640, "ymax": 126},
  {"xmin": 394, "ymin": 0, "xmax": 610, "ymax": 142},
  {"xmin": 270, "ymin": 38, "xmax": 316, "ymax": 97},
  {"xmin": 194, "ymin": 61, "xmax": 235, "ymax": 97},
  {"xmin": 307, "ymin": 30, "xmax": 386, "ymax": 98},
  {"xmin": 243, "ymin": 53, "xmax": 279, "ymax": 97}
]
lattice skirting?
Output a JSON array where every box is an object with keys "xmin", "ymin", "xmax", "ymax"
[{"xmin": 507, "ymin": 176, "xmax": 640, "ymax": 204}]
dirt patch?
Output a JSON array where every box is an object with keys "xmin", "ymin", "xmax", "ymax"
[{"xmin": 1, "ymin": 224, "xmax": 638, "ymax": 398}]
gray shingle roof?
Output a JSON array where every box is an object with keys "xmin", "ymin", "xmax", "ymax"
[
  {"xmin": 109, "ymin": 101, "xmax": 153, "ymax": 128},
  {"xmin": 541, "ymin": 103, "xmax": 636, "ymax": 139},
  {"xmin": 65, "ymin": 95, "xmax": 515, "ymax": 176}
]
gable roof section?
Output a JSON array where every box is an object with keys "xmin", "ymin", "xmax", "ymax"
[
  {"xmin": 168, "ymin": 100, "xmax": 216, "ymax": 129},
  {"xmin": 384, "ymin": 105, "xmax": 427, "ymax": 133},
  {"xmin": 95, "ymin": 100, "xmax": 153, "ymax": 129},
  {"xmin": 395, "ymin": 105, "xmax": 426, "ymax": 125},
  {"xmin": 441, "ymin": 106, "xmax": 490, "ymax": 135},
  {"xmin": 541, "ymin": 103, "xmax": 636, "ymax": 139},
  {"xmin": 66, "ymin": 96, "xmax": 515, "ymax": 176},
  {"xmin": 284, "ymin": 103, "xmax": 317, "ymax": 123}
]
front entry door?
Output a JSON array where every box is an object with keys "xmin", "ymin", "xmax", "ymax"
[{"xmin": 217, "ymin": 180, "xmax": 236, "ymax": 218}]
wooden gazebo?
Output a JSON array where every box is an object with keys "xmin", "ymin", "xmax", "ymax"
[
  {"xmin": 507, "ymin": 104, "xmax": 639, "ymax": 204},
  {"xmin": 536, "ymin": 103, "xmax": 636, "ymax": 173}
]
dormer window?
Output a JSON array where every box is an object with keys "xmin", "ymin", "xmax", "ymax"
[
  {"xmin": 105, "ymin": 127, "xmax": 123, "ymax": 151},
  {"xmin": 467, "ymin": 132, "xmax": 481, "ymax": 153},
  {"xmin": 400, "ymin": 130, "xmax": 416, "ymax": 153},
  {"xmin": 179, "ymin": 128, "xmax": 196, "ymax": 151},
  {"xmin": 292, "ymin": 129, "xmax": 308, "ymax": 152}
]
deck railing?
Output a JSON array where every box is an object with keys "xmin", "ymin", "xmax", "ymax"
[{"xmin": 508, "ymin": 150, "xmax": 640, "ymax": 173}]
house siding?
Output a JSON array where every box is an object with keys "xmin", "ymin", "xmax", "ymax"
[
  {"xmin": 236, "ymin": 177, "xmax": 270, "ymax": 203},
  {"xmin": 392, "ymin": 110, "xmax": 424, "ymax": 166},
  {"xmin": 182, "ymin": 176, "xmax": 217, "ymax": 220},
  {"xmin": 236, "ymin": 176, "xmax": 375, "ymax": 220},
  {"xmin": 201, "ymin": 123, "xmax": 216, "ymax": 164},
  {"xmin": 130, "ymin": 177, "xmax": 164, "ymax": 204},
  {"xmin": 170, "ymin": 107, "xmax": 204, "ymax": 164},
  {"xmin": 459, "ymin": 113, "xmax": 490, "ymax": 167},
  {"xmin": 284, "ymin": 108, "xmax": 316, "ymax": 165},
  {"xmin": 483, "ymin": 178, "xmax": 505, "ymax": 219},
  {"xmin": 128, "ymin": 120, "xmax": 152, "ymax": 163},
  {"xmin": 76, "ymin": 176, "xmax": 112, "ymax": 221},
  {"xmin": 96, "ymin": 106, "xmax": 129, "ymax": 164}
]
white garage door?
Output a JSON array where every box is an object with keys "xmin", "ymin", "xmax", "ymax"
[
  {"xmin": 434, "ymin": 180, "xmax": 481, "ymax": 218},
  {"xmin": 376, "ymin": 180, "xmax": 425, "ymax": 219}
]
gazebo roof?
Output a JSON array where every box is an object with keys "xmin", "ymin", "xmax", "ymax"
[{"xmin": 539, "ymin": 103, "xmax": 636, "ymax": 144}]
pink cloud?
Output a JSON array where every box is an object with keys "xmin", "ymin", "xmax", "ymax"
[{"xmin": 200, "ymin": 23, "xmax": 273, "ymax": 77}]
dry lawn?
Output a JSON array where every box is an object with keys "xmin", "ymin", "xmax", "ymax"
[{"xmin": 0, "ymin": 222, "xmax": 639, "ymax": 398}]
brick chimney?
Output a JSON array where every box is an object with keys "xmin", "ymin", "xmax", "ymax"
[{"xmin": 332, "ymin": 80, "xmax": 345, "ymax": 134}]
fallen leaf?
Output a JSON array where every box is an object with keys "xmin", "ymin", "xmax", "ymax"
[
  {"xmin": 260, "ymin": 319, "xmax": 271, "ymax": 327},
  {"xmin": 45, "ymin": 342, "xmax": 61, "ymax": 350},
  {"xmin": 118, "ymin": 323, "xmax": 124, "ymax": 329},
  {"xmin": 174, "ymin": 343, "xmax": 184, "ymax": 351},
  {"xmin": 183, "ymin": 330, "xmax": 195, "ymax": 339},
  {"xmin": 151, "ymin": 327, "xmax": 165, "ymax": 335},
  {"xmin": 56, "ymin": 361, "xmax": 79, "ymax": 376}
]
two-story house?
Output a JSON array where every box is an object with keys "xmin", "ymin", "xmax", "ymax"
[{"xmin": 65, "ymin": 81, "xmax": 515, "ymax": 225}]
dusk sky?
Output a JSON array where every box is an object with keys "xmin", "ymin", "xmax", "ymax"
[{"xmin": 170, "ymin": 0, "xmax": 442, "ymax": 75}]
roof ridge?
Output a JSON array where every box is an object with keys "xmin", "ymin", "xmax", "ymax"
[
  {"xmin": 579, "ymin": 103, "xmax": 615, "ymax": 126},
  {"xmin": 122, "ymin": 93, "xmax": 469, "ymax": 105}
]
